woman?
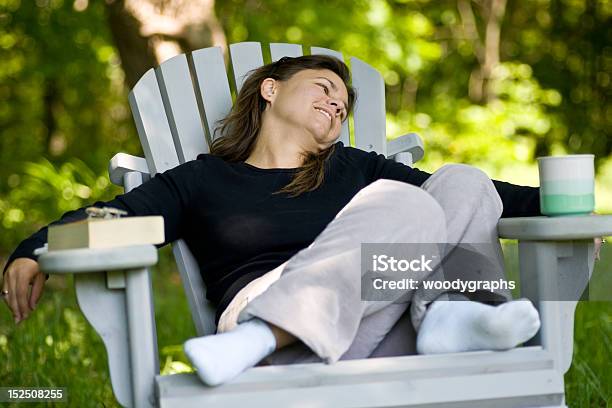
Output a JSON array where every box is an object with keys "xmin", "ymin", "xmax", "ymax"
[{"xmin": 1, "ymin": 55, "xmax": 599, "ymax": 387}]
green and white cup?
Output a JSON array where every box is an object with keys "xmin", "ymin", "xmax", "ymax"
[{"xmin": 537, "ymin": 154, "xmax": 595, "ymax": 216}]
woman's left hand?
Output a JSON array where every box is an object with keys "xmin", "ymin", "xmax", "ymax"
[
  {"xmin": 594, "ymin": 236, "xmax": 604, "ymax": 261},
  {"xmin": 590, "ymin": 212, "xmax": 605, "ymax": 261}
]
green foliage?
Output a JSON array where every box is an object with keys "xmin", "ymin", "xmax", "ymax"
[
  {"xmin": 215, "ymin": 0, "xmax": 612, "ymax": 209},
  {"xmin": 503, "ymin": 0, "xmax": 611, "ymax": 159},
  {"xmin": 0, "ymin": 158, "xmax": 122, "ymax": 253},
  {"xmin": 0, "ymin": 0, "xmax": 141, "ymax": 231},
  {"xmin": 389, "ymin": 61, "xmax": 564, "ymax": 174}
]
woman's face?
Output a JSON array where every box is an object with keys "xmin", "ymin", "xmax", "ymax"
[{"xmin": 261, "ymin": 68, "xmax": 349, "ymax": 151}]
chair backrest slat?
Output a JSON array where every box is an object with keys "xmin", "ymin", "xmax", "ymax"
[
  {"xmin": 270, "ymin": 43, "xmax": 303, "ymax": 61},
  {"xmin": 349, "ymin": 57, "xmax": 386, "ymax": 155},
  {"xmin": 191, "ymin": 46, "xmax": 233, "ymax": 142},
  {"xmin": 157, "ymin": 54, "xmax": 209, "ymax": 163},
  {"xmin": 310, "ymin": 46, "xmax": 351, "ymax": 146},
  {"xmin": 129, "ymin": 69, "xmax": 180, "ymax": 174},
  {"xmin": 229, "ymin": 42, "xmax": 264, "ymax": 93},
  {"xmin": 310, "ymin": 46, "xmax": 343, "ymax": 60},
  {"xmin": 130, "ymin": 64, "xmax": 216, "ymax": 336},
  {"xmin": 172, "ymin": 241, "xmax": 217, "ymax": 335}
]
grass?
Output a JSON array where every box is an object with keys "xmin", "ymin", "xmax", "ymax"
[{"xmin": 1, "ymin": 244, "xmax": 610, "ymax": 407}]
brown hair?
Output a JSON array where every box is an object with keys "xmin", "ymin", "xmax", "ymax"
[{"xmin": 210, "ymin": 55, "xmax": 356, "ymax": 197}]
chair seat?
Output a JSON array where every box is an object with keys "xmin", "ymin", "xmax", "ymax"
[{"xmin": 155, "ymin": 346, "xmax": 564, "ymax": 408}]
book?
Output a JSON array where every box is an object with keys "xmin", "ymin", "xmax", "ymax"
[{"xmin": 47, "ymin": 216, "xmax": 165, "ymax": 251}]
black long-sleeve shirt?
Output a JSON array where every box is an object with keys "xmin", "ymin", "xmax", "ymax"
[{"xmin": 4, "ymin": 141, "xmax": 540, "ymax": 323}]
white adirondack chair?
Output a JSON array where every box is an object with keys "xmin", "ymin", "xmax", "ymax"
[{"xmin": 38, "ymin": 42, "xmax": 612, "ymax": 408}]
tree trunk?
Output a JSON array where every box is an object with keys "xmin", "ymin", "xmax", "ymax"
[
  {"xmin": 104, "ymin": 0, "xmax": 227, "ymax": 89},
  {"xmin": 458, "ymin": 0, "xmax": 507, "ymax": 103},
  {"xmin": 105, "ymin": 0, "xmax": 157, "ymax": 89},
  {"xmin": 482, "ymin": 0, "xmax": 507, "ymax": 102},
  {"xmin": 43, "ymin": 80, "xmax": 61, "ymax": 156}
]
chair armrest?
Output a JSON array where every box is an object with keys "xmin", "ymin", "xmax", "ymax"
[
  {"xmin": 38, "ymin": 245, "xmax": 158, "ymax": 274},
  {"xmin": 498, "ymin": 215, "xmax": 612, "ymax": 240},
  {"xmin": 387, "ymin": 133, "xmax": 424, "ymax": 163},
  {"xmin": 108, "ymin": 153, "xmax": 150, "ymax": 186},
  {"xmin": 499, "ymin": 215, "xmax": 612, "ymax": 373}
]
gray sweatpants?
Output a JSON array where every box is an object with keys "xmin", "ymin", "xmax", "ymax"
[{"xmin": 236, "ymin": 164, "xmax": 510, "ymax": 364}]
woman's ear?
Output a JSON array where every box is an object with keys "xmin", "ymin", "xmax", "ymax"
[{"xmin": 260, "ymin": 78, "xmax": 277, "ymax": 103}]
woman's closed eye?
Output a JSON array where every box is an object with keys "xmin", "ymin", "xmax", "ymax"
[
  {"xmin": 318, "ymin": 82, "xmax": 330, "ymax": 95},
  {"xmin": 318, "ymin": 83, "xmax": 347, "ymax": 121}
]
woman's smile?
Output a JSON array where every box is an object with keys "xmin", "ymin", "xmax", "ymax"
[{"xmin": 314, "ymin": 107, "xmax": 332, "ymax": 121}]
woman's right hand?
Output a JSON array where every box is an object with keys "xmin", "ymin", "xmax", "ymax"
[{"xmin": 2, "ymin": 258, "xmax": 46, "ymax": 324}]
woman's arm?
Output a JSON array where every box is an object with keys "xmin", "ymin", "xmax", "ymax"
[
  {"xmin": 353, "ymin": 146, "xmax": 541, "ymax": 218},
  {"xmin": 489, "ymin": 179, "xmax": 540, "ymax": 218},
  {"xmin": 2, "ymin": 159, "xmax": 202, "ymax": 323}
]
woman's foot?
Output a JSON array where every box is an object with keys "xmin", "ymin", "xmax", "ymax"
[
  {"xmin": 416, "ymin": 298, "xmax": 541, "ymax": 354},
  {"xmin": 184, "ymin": 318, "xmax": 277, "ymax": 386}
]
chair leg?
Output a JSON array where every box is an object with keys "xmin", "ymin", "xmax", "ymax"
[
  {"xmin": 75, "ymin": 273, "xmax": 133, "ymax": 407},
  {"xmin": 517, "ymin": 240, "xmax": 594, "ymax": 374},
  {"xmin": 75, "ymin": 267, "xmax": 159, "ymax": 408},
  {"xmin": 125, "ymin": 267, "xmax": 159, "ymax": 408}
]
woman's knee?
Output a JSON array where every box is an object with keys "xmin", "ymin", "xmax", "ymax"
[
  {"xmin": 365, "ymin": 179, "xmax": 446, "ymax": 227},
  {"xmin": 435, "ymin": 164, "xmax": 502, "ymax": 212},
  {"xmin": 437, "ymin": 164, "xmax": 490, "ymax": 185}
]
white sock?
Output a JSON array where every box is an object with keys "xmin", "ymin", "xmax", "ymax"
[
  {"xmin": 184, "ymin": 318, "xmax": 277, "ymax": 386},
  {"xmin": 416, "ymin": 298, "xmax": 541, "ymax": 354}
]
